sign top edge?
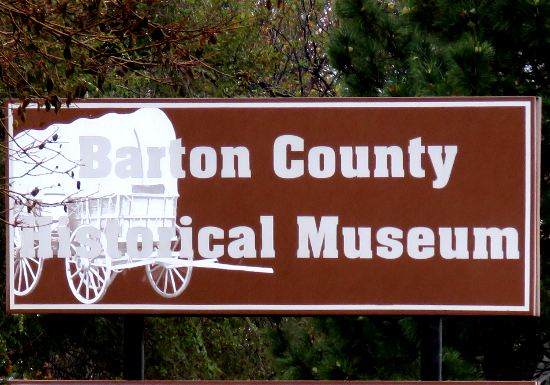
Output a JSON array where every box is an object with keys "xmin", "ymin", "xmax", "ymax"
[{"xmin": 5, "ymin": 96, "xmax": 538, "ymax": 110}]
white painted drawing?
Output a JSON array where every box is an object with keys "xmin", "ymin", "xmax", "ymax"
[{"xmin": 9, "ymin": 107, "xmax": 273, "ymax": 304}]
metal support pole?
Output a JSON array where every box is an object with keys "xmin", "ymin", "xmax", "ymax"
[
  {"xmin": 123, "ymin": 315, "xmax": 145, "ymax": 380},
  {"xmin": 420, "ymin": 316, "xmax": 442, "ymax": 381}
]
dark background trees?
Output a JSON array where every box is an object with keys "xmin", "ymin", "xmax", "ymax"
[
  {"xmin": 0, "ymin": 0, "xmax": 334, "ymax": 380},
  {"xmin": 1, "ymin": 0, "xmax": 549, "ymax": 382},
  {"xmin": 323, "ymin": 0, "xmax": 550, "ymax": 381}
]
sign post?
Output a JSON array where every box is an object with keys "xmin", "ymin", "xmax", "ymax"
[
  {"xmin": 6, "ymin": 98, "xmax": 540, "ymax": 315},
  {"xmin": 420, "ymin": 317, "xmax": 443, "ymax": 380},
  {"xmin": 123, "ymin": 315, "xmax": 145, "ymax": 380}
]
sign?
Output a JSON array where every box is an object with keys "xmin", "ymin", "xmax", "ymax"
[
  {"xmin": 6, "ymin": 381, "xmax": 542, "ymax": 385},
  {"xmin": 6, "ymin": 98, "xmax": 540, "ymax": 315}
]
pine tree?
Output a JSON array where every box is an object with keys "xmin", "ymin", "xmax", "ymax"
[
  {"xmin": 329, "ymin": 0, "xmax": 550, "ymax": 99},
  {"xmin": 275, "ymin": 0, "xmax": 550, "ymax": 381}
]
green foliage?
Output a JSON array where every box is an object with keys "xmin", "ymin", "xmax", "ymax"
[
  {"xmin": 269, "ymin": 317, "xmax": 422, "ymax": 380},
  {"xmin": 0, "ymin": 0, "xmax": 335, "ymax": 101},
  {"xmin": 442, "ymin": 348, "xmax": 481, "ymax": 380},
  {"xmin": 0, "ymin": 0, "xmax": 335, "ymax": 381},
  {"xmin": 322, "ymin": 0, "xmax": 550, "ymax": 381},
  {"xmin": 329, "ymin": 0, "xmax": 550, "ymax": 98},
  {"xmin": 193, "ymin": 0, "xmax": 336, "ymax": 97},
  {"xmin": 0, "ymin": 314, "xmax": 124, "ymax": 379},
  {"xmin": 0, "ymin": 314, "xmax": 276, "ymax": 380},
  {"xmin": 145, "ymin": 317, "xmax": 275, "ymax": 379},
  {"xmin": 0, "ymin": 0, "xmax": 241, "ymax": 101},
  {"xmin": 328, "ymin": 0, "xmax": 410, "ymax": 96}
]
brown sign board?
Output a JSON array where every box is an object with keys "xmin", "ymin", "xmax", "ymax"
[
  {"xmin": 6, "ymin": 381, "xmax": 542, "ymax": 385},
  {"xmin": 6, "ymin": 98, "xmax": 540, "ymax": 315}
]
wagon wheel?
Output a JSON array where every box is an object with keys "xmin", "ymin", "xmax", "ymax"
[
  {"xmin": 12, "ymin": 226, "xmax": 44, "ymax": 296},
  {"xmin": 146, "ymin": 227, "xmax": 193, "ymax": 298},
  {"xmin": 65, "ymin": 226, "xmax": 112, "ymax": 304}
]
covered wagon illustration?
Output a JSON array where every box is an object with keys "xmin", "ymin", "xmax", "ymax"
[{"xmin": 9, "ymin": 108, "xmax": 273, "ymax": 304}]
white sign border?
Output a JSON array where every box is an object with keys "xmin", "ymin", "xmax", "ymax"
[{"xmin": 7, "ymin": 99, "xmax": 536, "ymax": 313}]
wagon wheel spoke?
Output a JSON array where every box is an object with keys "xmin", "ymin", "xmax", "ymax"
[
  {"xmin": 163, "ymin": 271, "xmax": 169, "ymax": 293},
  {"xmin": 84, "ymin": 274, "xmax": 90, "ymax": 300},
  {"xmin": 172, "ymin": 268, "xmax": 185, "ymax": 283},
  {"xmin": 22, "ymin": 261, "xmax": 30, "ymax": 292},
  {"xmin": 15, "ymin": 262, "xmax": 21, "ymax": 280},
  {"xmin": 76, "ymin": 272, "xmax": 85, "ymax": 293},
  {"xmin": 154, "ymin": 269, "xmax": 164, "ymax": 286},
  {"xmin": 89, "ymin": 273, "xmax": 99, "ymax": 298},
  {"xmin": 169, "ymin": 270, "xmax": 178, "ymax": 294},
  {"xmin": 89, "ymin": 267, "xmax": 107, "ymax": 285},
  {"xmin": 26, "ymin": 257, "xmax": 40, "ymax": 267},
  {"xmin": 22, "ymin": 258, "xmax": 38, "ymax": 282},
  {"xmin": 16, "ymin": 264, "xmax": 23, "ymax": 292},
  {"xmin": 69, "ymin": 268, "xmax": 80, "ymax": 280}
]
